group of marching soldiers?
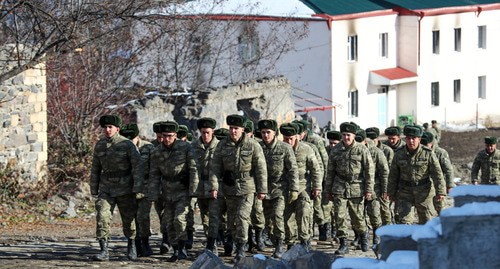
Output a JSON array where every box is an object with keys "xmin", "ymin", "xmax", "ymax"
[{"xmin": 93, "ymin": 114, "xmax": 500, "ymax": 263}]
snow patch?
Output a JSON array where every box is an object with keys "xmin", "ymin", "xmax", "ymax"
[
  {"xmin": 449, "ymin": 185, "xmax": 500, "ymax": 197},
  {"xmin": 376, "ymin": 224, "xmax": 421, "ymax": 237},
  {"xmin": 412, "ymin": 217, "xmax": 442, "ymax": 241},
  {"xmin": 385, "ymin": 250, "xmax": 419, "ymax": 269},
  {"xmin": 331, "ymin": 257, "xmax": 380, "ymax": 269},
  {"xmin": 440, "ymin": 201, "xmax": 500, "ymax": 217}
]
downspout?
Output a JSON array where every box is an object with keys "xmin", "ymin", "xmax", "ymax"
[{"xmin": 417, "ymin": 12, "xmax": 424, "ymax": 66}]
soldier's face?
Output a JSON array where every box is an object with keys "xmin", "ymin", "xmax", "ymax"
[
  {"xmin": 260, "ymin": 129, "xmax": 275, "ymax": 145},
  {"xmin": 162, "ymin": 132, "xmax": 177, "ymax": 147},
  {"xmin": 387, "ymin": 135, "xmax": 400, "ymax": 146},
  {"xmin": 155, "ymin": 132, "xmax": 164, "ymax": 143},
  {"xmin": 329, "ymin": 139, "xmax": 340, "ymax": 147},
  {"xmin": 283, "ymin": 135, "xmax": 298, "ymax": 146},
  {"xmin": 342, "ymin": 132, "xmax": 355, "ymax": 146},
  {"xmin": 229, "ymin": 125, "xmax": 244, "ymax": 142},
  {"xmin": 200, "ymin": 128, "xmax": 214, "ymax": 144},
  {"xmin": 103, "ymin": 124, "xmax": 119, "ymax": 138},
  {"xmin": 405, "ymin": 136, "xmax": 421, "ymax": 151},
  {"xmin": 486, "ymin": 143, "xmax": 496, "ymax": 154}
]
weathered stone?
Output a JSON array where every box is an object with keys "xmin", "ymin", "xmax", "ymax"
[
  {"xmin": 234, "ymin": 254, "xmax": 286, "ymax": 269},
  {"xmin": 379, "ymin": 235, "xmax": 418, "ymax": 261},
  {"xmin": 281, "ymin": 244, "xmax": 309, "ymax": 264},
  {"xmin": 189, "ymin": 249, "xmax": 229, "ymax": 269},
  {"xmin": 27, "ymin": 133, "xmax": 38, "ymax": 143},
  {"xmin": 289, "ymin": 251, "xmax": 331, "ymax": 269},
  {"xmin": 418, "ymin": 238, "xmax": 448, "ymax": 269}
]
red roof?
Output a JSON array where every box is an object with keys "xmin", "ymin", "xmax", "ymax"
[{"xmin": 372, "ymin": 67, "xmax": 417, "ymax": 80}]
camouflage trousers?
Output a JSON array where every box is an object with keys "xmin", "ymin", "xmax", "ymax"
[
  {"xmin": 312, "ymin": 193, "xmax": 325, "ymax": 225},
  {"xmin": 251, "ymin": 198, "xmax": 265, "ymax": 229},
  {"xmin": 198, "ymin": 197, "xmax": 220, "ymax": 238},
  {"xmin": 396, "ymin": 185, "xmax": 436, "ymax": 224},
  {"xmin": 95, "ymin": 193, "xmax": 137, "ymax": 240},
  {"xmin": 379, "ymin": 197, "xmax": 393, "ymax": 225},
  {"xmin": 226, "ymin": 194, "xmax": 254, "ymax": 244},
  {"xmin": 284, "ymin": 191, "xmax": 312, "ymax": 245},
  {"xmin": 366, "ymin": 198, "xmax": 382, "ymax": 230},
  {"xmin": 154, "ymin": 196, "xmax": 167, "ymax": 234},
  {"xmin": 162, "ymin": 195, "xmax": 190, "ymax": 245},
  {"xmin": 321, "ymin": 192, "xmax": 333, "ymax": 225},
  {"xmin": 136, "ymin": 198, "xmax": 152, "ymax": 238},
  {"xmin": 262, "ymin": 196, "xmax": 285, "ymax": 241},
  {"xmin": 333, "ymin": 196, "xmax": 367, "ymax": 239},
  {"xmin": 186, "ymin": 197, "xmax": 197, "ymax": 233}
]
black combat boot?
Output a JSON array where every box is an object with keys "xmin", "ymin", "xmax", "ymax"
[
  {"xmin": 325, "ymin": 223, "xmax": 332, "ymax": 240},
  {"xmin": 186, "ymin": 230, "xmax": 194, "ymax": 250},
  {"xmin": 141, "ymin": 237, "xmax": 153, "ymax": 257},
  {"xmin": 273, "ymin": 240, "xmax": 284, "ymax": 258},
  {"xmin": 135, "ymin": 238, "xmax": 143, "ymax": 257},
  {"xmin": 335, "ymin": 238, "xmax": 349, "ymax": 255},
  {"xmin": 234, "ymin": 242, "xmax": 246, "ymax": 263},
  {"xmin": 177, "ymin": 240, "xmax": 188, "ymax": 260},
  {"xmin": 318, "ymin": 224, "xmax": 327, "ymax": 241},
  {"xmin": 263, "ymin": 228, "xmax": 273, "ymax": 247},
  {"xmin": 160, "ymin": 233, "xmax": 171, "ymax": 255},
  {"xmin": 127, "ymin": 238, "xmax": 137, "ymax": 260},
  {"xmin": 224, "ymin": 235, "xmax": 234, "ymax": 256},
  {"xmin": 372, "ymin": 227, "xmax": 380, "ymax": 246},
  {"xmin": 331, "ymin": 224, "xmax": 339, "ymax": 243},
  {"xmin": 94, "ymin": 239, "xmax": 109, "ymax": 261},
  {"xmin": 255, "ymin": 228, "xmax": 265, "ymax": 251},
  {"xmin": 167, "ymin": 245, "xmax": 179, "ymax": 262},
  {"xmin": 217, "ymin": 229, "xmax": 225, "ymax": 246},
  {"xmin": 206, "ymin": 237, "xmax": 218, "ymax": 256},
  {"xmin": 351, "ymin": 230, "xmax": 360, "ymax": 249},
  {"xmin": 247, "ymin": 229, "xmax": 256, "ymax": 253},
  {"xmin": 360, "ymin": 231, "xmax": 369, "ymax": 252}
]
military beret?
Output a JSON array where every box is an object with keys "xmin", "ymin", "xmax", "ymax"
[
  {"xmin": 177, "ymin": 125, "xmax": 189, "ymax": 138},
  {"xmin": 197, "ymin": 117, "xmax": 216, "ymax": 129},
  {"xmin": 326, "ymin": 130, "xmax": 342, "ymax": 141},
  {"xmin": 280, "ymin": 123, "xmax": 298, "ymax": 136},
  {"xmin": 99, "ymin": 115, "xmax": 122, "ymax": 128},
  {"xmin": 258, "ymin": 119, "xmax": 278, "ymax": 132},
  {"xmin": 226, "ymin": 114, "xmax": 246, "ymax": 128},
  {"xmin": 159, "ymin": 121, "xmax": 179, "ymax": 133},
  {"xmin": 244, "ymin": 119, "xmax": 254, "ymax": 133},
  {"xmin": 119, "ymin": 123, "xmax": 139, "ymax": 139},
  {"xmin": 421, "ymin": 131, "xmax": 434, "ymax": 145},
  {"xmin": 403, "ymin": 124, "xmax": 423, "ymax": 137},
  {"xmin": 431, "ymin": 120, "xmax": 437, "ymax": 124},
  {"xmin": 365, "ymin": 127, "xmax": 380, "ymax": 139},
  {"xmin": 385, "ymin": 126, "xmax": 401, "ymax": 136},
  {"xmin": 484, "ymin": 136, "xmax": 497, "ymax": 145},
  {"xmin": 355, "ymin": 129, "xmax": 366, "ymax": 142},
  {"xmin": 214, "ymin": 128, "xmax": 229, "ymax": 140},
  {"xmin": 340, "ymin": 122, "xmax": 357, "ymax": 134},
  {"xmin": 153, "ymin": 121, "xmax": 163, "ymax": 133}
]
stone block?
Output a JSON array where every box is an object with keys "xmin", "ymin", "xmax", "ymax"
[
  {"xmin": 379, "ymin": 235, "xmax": 418, "ymax": 261},
  {"xmin": 6, "ymin": 132, "xmax": 27, "ymax": 148},
  {"xmin": 189, "ymin": 250, "xmax": 229, "ymax": 269},
  {"xmin": 34, "ymin": 102, "xmax": 43, "ymax": 112},
  {"xmin": 37, "ymin": 92, "xmax": 47, "ymax": 102},
  {"xmin": 27, "ymin": 133, "xmax": 37, "ymax": 143},
  {"xmin": 27, "ymin": 92, "xmax": 37, "ymax": 103},
  {"xmin": 33, "ymin": 122, "xmax": 43, "ymax": 132},
  {"xmin": 25, "ymin": 152, "xmax": 38, "ymax": 162},
  {"xmin": 10, "ymin": 114, "xmax": 19, "ymax": 127},
  {"xmin": 281, "ymin": 244, "xmax": 309, "ymax": 264},
  {"xmin": 234, "ymin": 254, "xmax": 286, "ymax": 269},
  {"xmin": 37, "ymin": 152, "xmax": 47, "ymax": 161},
  {"xmin": 418, "ymin": 237, "xmax": 448, "ymax": 269},
  {"xmin": 30, "ymin": 141, "xmax": 43, "ymax": 152},
  {"xmin": 289, "ymin": 251, "xmax": 331, "ymax": 269}
]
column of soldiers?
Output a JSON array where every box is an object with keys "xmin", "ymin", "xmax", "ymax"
[{"xmin": 95, "ymin": 114, "xmax": 495, "ymax": 262}]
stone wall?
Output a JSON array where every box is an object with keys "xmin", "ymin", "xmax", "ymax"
[{"xmin": 0, "ymin": 63, "xmax": 47, "ymax": 182}]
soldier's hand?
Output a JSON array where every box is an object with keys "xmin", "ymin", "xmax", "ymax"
[
  {"xmin": 364, "ymin": 192, "xmax": 372, "ymax": 200},
  {"xmin": 435, "ymin": 194, "xmax": 445, "ymax": 202},
  {"xmin": 257, "ymin": 193, "xmax": 266, "ymax": 200},
  {"xmin": 210, "ymin": 190, "xmax": 218, "ymax": 199},
  {"xmin": 135, "ymin": 192, "xmax": 145, "ymax": 199},
  {"xmin": 311, "ymin": 189, "xmax": 321, "ymax": 198},
  {"xmin": 288, "ymin": 191, "xmax": 299, "ymax": 204}
]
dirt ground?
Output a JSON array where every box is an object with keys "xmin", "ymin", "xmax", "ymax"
[{"xmin": 0, "ymin": 128, "xmax": 498, "ymax": 268}]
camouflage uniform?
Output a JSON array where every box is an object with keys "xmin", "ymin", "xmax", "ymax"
[
  {"xmin": 431, "ymin": 146, "xmax": 454, "ymax": 213},
  {"xmin": 375, "ymin": 140, "xmax": 394, "ymax": 225},
  {"xmin": 285, "ymin": 141, "xmax": 321, "ymax": 246},
  {"xmin": 384, "ymin": 138, "xmax": 406, "ymax": 151},
  {"xmin": 148, "ymin": 140, "xmax": 199, "ymax": 256},
  {"xmin": 471, "ymin": 148, "xmax": 500, "ymax": 185},
  {"xmin": 209, "ymin": 134, "xmax": 268, "ymax": 252},
  {"xmin": 388, "ymin": 144, "xmax": 447, "ymax": 224},
  {"xmin": 135, "ymin": 140, "xmax": 155, "ymax": 238},
  {"xmin": 259, "ymin": 137, "xmax": 299, "ymax": 256}
]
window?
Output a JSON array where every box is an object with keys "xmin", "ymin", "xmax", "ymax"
[
  {"xmin": 349, "ymin": 90, "xmax": 358, "ymax": 117},
  {"xmin": 431, "ymin": 82, "xmax": 440, "ymax": 106},
  {"xmin": 478, "ymin": 76, "xmax": 486, "ymax": 99},
  {"xmin": 347, "ymin": 35, "xmax": 358, "ymax": 61},
  {"xmin": 379, "ymin": 33, "xmax": 388, "ymax": 58},
  {"xmin": 454, "ymin": 28, "xmax": 461, "ymax": 52},
  {"xmin": 453, "ymin": 79, "xmax": 461, "ymax": 103},
  {"xmin": 432, "ymin": 30, "xmax": 440, "ymax": 54},
  {"xmin": 238, "ymin": 22, "xmax": 260, "ymax": 64},
  {"xmin": 478, "ymin": 26, "xmax": 486, "ymax": 49}
]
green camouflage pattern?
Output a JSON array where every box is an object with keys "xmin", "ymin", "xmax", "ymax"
[{"xmin": 471, "ymin": 149, "xmax": 500, "ymax": 185}]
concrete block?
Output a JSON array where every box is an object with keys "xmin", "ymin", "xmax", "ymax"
[
  {"xmin": 234, "ymin": 254, "xmax": 286, "ymax": 269},
  {"xmin": 189, "ymin": 250, "xmax": 229, "ymax": 269},
  {"xmin": 281, "ymin": 244, "xmax": 309, "ymax": 264},
  {"xmin": 418, "ymin": 238, "xmax": 448, "ymax": 269},
  {"xmin": 450, "ymin": 185, "xmax": 500, "ymax": 207},
  {"xmin": 454, "ymin": 195, "xmax": 500, "ymax": 207},
  {"xmin": 290, "ymin": 251, "xmax": 331, "ymax": 269},
  {"xmin": 37, "ymin": 152, "xmax": 47, "ymax": 161},
  {"xmin": 30, "ymin": 141, "xmax": 43, "ymax": 152},
  {"xmin": 379, "ymin": 235, "xmax": 418, "ymax": 261}
]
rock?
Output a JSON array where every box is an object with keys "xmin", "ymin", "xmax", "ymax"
[
  {"xmin": 234, "ymin": 254, "xmax": 287, "ymax": 269},
  {"xmin": 281, "ymin": 244, "xmax": 309, "ymax": 264},
  {"xmin": 59, "ymin": 200, "xmax": 77, "ymax": 219},
  {"xmin": 190, "ymin": 249, "xmax": 229, "ymax": 269},
  {"xmin": 289, "ymin": 251, "xmax": 331, "ymax": 269}
]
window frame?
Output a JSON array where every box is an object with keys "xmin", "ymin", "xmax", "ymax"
[
  {"xmin": 454, "ymin": 28, "xmax": 461, "ymax": 52},
  {"xmin": 478, "ymin": 76, "xmax": 486, "ymax": 99},
  {"xmin": 431, "ymin": 82, "xmax": 440, "ymax": 106},
  {"xmin": 347, "ymin": 35, "xmax": 358, "ymax": 62},
  {"xmin": 478, "ymin": 25, "xmax": 486, "ymax": 49},
  {"xmin": 379, "ymin": 32, "xmax": 388, "ymax": 58},
  {"xmin": 349, "ymin": 90, "xmax": 359, "ymax": 117},
  {"xmin": 453, "ymin": 79, "xmax": 461, "ymax": 103},
  {"xmin": 432, "ymin": 30, "xmax": 440, "ymax": 55}
]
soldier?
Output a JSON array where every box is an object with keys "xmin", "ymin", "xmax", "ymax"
[
  {"xmin": 209, "ymin": 114, "xmax": 268, "ymax": 262},
  {"xmin": 387, "ymin": 124, "xmax": 446, "ymax": 224},
  {"xmin": 120, "ymin": 124, "xmax": 155, "ymax": 257},
  {"xmin": 90, "ymin": 115, "xmax": 143, "ymax": 261},
  {"xmin": 178, "ymin": 124, "xmax": 196, "ymax": 250},
  {"xmin": 356, "ymin": 130, "xmax": 389, "ymax": 249},
  {"xmin": 325, "ymin": 122, "xmax": 374, "ymax": 254},
  {"xmin": 152, "ymin": 121, "xmax": 164, "ymax": 147},
  {"xmin": 365, "ymin": 127, "xmax": 393, "ymax": 226},
  {"xmin": 471, "ymin": 136, "xmax": 500, "ymax": 185},
  {"xmin": 326, "ymin": 131, "xmax": 342, "ymax": 155},
  {"xmin": 148, "ymin": 121, "xmax": 199, "ymax": 262},
  {"xmin": 280, "ymin": 123, "xmax": 321, "ymax": 250},
  {"xmin": 430, "ymin": 120, "xmax": 441, "ymax": 144},
  {"xmin": 191, "ymin": 117, "xmax": 221, "ymax": 255},
  {"xmin": 384, "ymin": 126, "xmax": 406, "ymax": 151},
  {"xmin": 325, "ymin": 130, "xmax": 342, "ymax": 241},
  {"xmin": 214, "ymin": 128, "xmax": 229, "ymax": 140},
  {"xmin": 258, "ymin": 119, "xmax": 300, "ymax": 258},
  {"xmin": 178, "ymin": 125, "xmax": 190, "ymax": 142}
]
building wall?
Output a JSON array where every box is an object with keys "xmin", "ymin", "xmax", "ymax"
[{"xmin": 0, "ymin": 63, "xmax": 47, "ymax": 182}]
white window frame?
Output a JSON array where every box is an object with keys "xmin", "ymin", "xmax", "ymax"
[
  {"xmin": 348, "ymin": 90, "xmax": 359, "ymax": 117},
  {"xmin": 347, "ymin": 35, "xmax": 358, "ymax": 62}
]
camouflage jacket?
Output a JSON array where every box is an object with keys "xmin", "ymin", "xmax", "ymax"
[
  {"xmin": 90, "ymin": 133, "xmax": 143, "ymax": 197},
  {"xmin": 294, "ymin": 141, "xmax": 322, "ymax": 193},
  {"xmin": 259, "ymin": 138, "xmax": 299, "ymax": 199},
  {"xmin": 432, "ymin": 146, "xmax": 455, "ymax": 188},
  {"xmin": 137, "ymin": 139, "xmax": 155, "ymax": 197},
  {"xmin": 304, "ymin": 140, "xmax": 325, "ymax": 182},
  {"xmin": 388, "ymin": 144, "xmax": 446, "ymax": 197},
  {"xmin": 192, "ymin": 137, "xmax": 219, "ymax": 198},
  {"xmin": 367, "ymin": 140, "xmax": 389, "ymax": 197},
  {"xmin": 148, "ymin": 140, "xmax": 199, "ymax": 201},
  {"xmin": 384, "ymin": 138, "xmax": 406, "ymax": 152},
  {"xmin": 305, "ymin": 131, "xmax": 329, "ymax": 173},
  {"xmin": 376, "ymin": 140, "xmax": 394, "ymax": 167},
  {"xmin": 209, "ymin": 135, "xmax": 268, "ymax": 196},
  {"xmin": 326, "ymin": 141, "xmax": 374, "ymax": 198},
  {"xmin": 471, "ymin": 149, "xmax": 500, "ymax": 185}
]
